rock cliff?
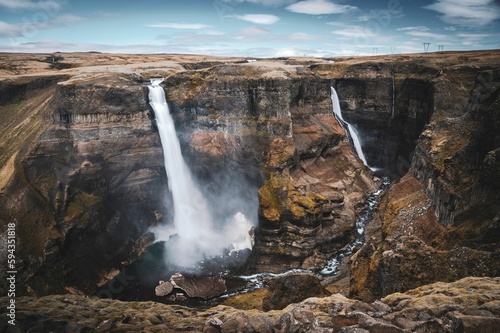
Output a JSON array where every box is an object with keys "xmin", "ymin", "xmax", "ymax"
[
  {"xmin": 0, "ymin": 51, "xmax": 499, "ymax": 320},
  {"xmin": 350, "ymin": 59, "xmax": 500, "ymax": 302}
]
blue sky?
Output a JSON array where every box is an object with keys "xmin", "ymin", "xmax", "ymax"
[{"xmin": 1, "ymin": 0, "xmax": 499, "ymax": 57}]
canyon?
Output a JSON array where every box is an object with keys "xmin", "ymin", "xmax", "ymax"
[{"xmin": 0, "ymin": 50, "xmax": 499, "ymax": 331}]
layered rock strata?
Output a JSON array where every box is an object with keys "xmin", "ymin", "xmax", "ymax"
[
  {"xmin": 350, "ymin": 66, "xmax": 500, "ymax": 301},
  {"xmin": 0, "ymin": 51, "xmax": 499, "ymax": 300},
  {"xmin": 163, "ymin": 66, "xmax": 378, "ymax": 273}
]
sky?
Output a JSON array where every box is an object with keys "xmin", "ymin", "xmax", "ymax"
[{"xmin": 0, "ymin": 0, "xmax": 499, "ymax": 57}]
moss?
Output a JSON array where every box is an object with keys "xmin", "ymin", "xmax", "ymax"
[
  {"xmin": 259, "ymin": 170, "xmax": 328, "ymax": 222},
  {"xmin": 65, "ymin": 190, "xmax": 101, "ymax": 222},
  {"xmin": 222, "ymin": 288, "xmax": 269, "ymax": 311},
  {"xmin": 258, "ymin": 173, "xmax": 289, "ymax": 222},
  {"xmin": 435, "ymin": 204, "xmax": 497, "ymax": 249}
]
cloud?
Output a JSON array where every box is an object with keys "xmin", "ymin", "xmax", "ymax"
[
  {"xmin": 424, "ymin": 0, "xmax": 500, "ymax": 26},
  {"xmin": 221, "ymin": 0, "xmax": 295, "ymax": 6},
  {"xmin": 357, "ymin": 9, "xmax": 404, "ymax": 22},
  {"xmin": 146, "ymin": 23, "xmax": 213, "ymax": 29},
  {"xmin": 277, "ymin": 32, "xmax": 325, "ymax": 41},
  {"xmin": 0, "ymin": 21, "xmax": 20, "ymax": 37},
  {"xmin": 405, "ymin": 31, "xmax": 448, "ymax": 39},
  {"xmin": 159, "ymin": 31, "xmax": 232, "ymax": 44},
  {"xmin": 235, "ymin": 26, "xmax": 272, "ymax": 36},
  {"xmin": 227, "ymin": 14, "xmax": 280, "ymax": 24},
  {"xmin": 331, "ymin": 24, "xmax": 376, "ymax": 39},
  {"xmin": 286, "ymin": 0, "xmax": 357, "ymax": 15},
  {"xmin": 457, "ymin": 32, "xmax": 493, "ymax": 45},
  {"xmin": 0, "ymin": 40, "xmax": 179, "ymax": 54},
  {"xmin": 0, "ymin": 0, "xmax": 62, "ymax": 11},
  {"xmin": 398, "ymin": 26, "xmax": 447, "ymax": 39},
  {"xmin": 397, "ymin": 26, "xmax": 430, "ymax": 32},
  {"xmin": 233, "ymin": 26, "xmax": 273, "ymax": 41},
  {"xmin": 274, "ymin": 48, "xmax": 302, "ymax": 56},
  {"xmin": 0, "ymin": 14, "xmax": 87, "ymax": 38}
]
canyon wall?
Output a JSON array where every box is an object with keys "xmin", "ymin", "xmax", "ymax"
[
  {"xmin": 0, "ymin": 52, "xmax": 498, "ymax": 299},
  {"xmin": 349, "ymin": 65, "xmax": 500, "ymax": 301}
]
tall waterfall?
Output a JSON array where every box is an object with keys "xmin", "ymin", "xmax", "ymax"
[
  {"xmin": 330, "ymin": 87, "xmax": 369, "ymax": 167},
  {"xmin": 148, "ymin": 79, "xmax": 254, "ymax": 268}
]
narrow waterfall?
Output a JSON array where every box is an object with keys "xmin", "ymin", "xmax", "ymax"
[
  {"xmin": 391, "ymin": 74, "xmax": 396, "ymax": 119},
  {"xmin": 148, "ymin": 79, "xmax": 254, "ymax": 268},
  {"xmin": 330, "ymin": 87, "xmax": 370, "ymax": 167}
]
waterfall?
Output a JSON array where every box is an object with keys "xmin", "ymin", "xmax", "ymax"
[
  {"xmin": 391, "ymin": 74, "xmax": 395, "ymax": 119},
  {"xmin": 330, "ymin": 87, "xmax": 369, "ymax": 167},
  {"xmin": 148, "ymin": 79, "xmax": 254, "ymax": 268}
]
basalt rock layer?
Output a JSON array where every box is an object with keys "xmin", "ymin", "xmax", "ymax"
[
  {"xmin": 350, "ymin": 62, "xmax": 500, "ymax": 302},
  {"xmin": 0, "ymin": 51, "xmax": 499, "ymax": 304}
]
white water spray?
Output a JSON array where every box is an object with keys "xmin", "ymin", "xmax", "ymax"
[
  {"xmin": 330, "ymin": 87, "xmax": 370, "ymax": 167},
  {"xmin": 148, "ymin": 79, "xmax": 254, "ymax": 268}
]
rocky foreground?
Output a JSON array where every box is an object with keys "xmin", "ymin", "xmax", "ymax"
[{"xmin": 1, "ymin": 277, "xmax": 499, "ymax": 332}]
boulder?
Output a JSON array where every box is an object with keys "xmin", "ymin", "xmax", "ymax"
[
  {"xmin": 169, "ymin": 273, "xmax": 227, "ymax": 300},
  {"xmin": 262, "ymin": 273, "xmax": 330, "ymax": 311},
  {"xmin": 155, "ymin": 281, "xmax": 174, "ymax": 297}
]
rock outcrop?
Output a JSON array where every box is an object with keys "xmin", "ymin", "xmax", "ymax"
[
  {"xmin": 1, "ymin": 277, "xmax": 498, "ymax": 332},
  {"xmin": 155, "ymin": 272, "xmax": 227, "ymax": 300},
  {"xmin": 262, "ymin": 273, "xmax": 330, "ymax": 311}
]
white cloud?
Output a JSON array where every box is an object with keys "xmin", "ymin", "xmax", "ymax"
[
  {"xmin": 273, "ymin": 32, "xmax": 326, "ymax": 42},
  {"xmin": 286, "ymin": 0, "xmax": 357, "ymax": 15},
  {"xmin": 331, "ymin": 24, "xmax": 375, "ymax": 39},
  {"xmin": 227, "ymin": 14, "xmax": 280, "ymax": 24},
  {"xmin": 0, "ymin": 14, "xmax": 87, "ymax": 38},
  {"xmin": 457, "ymin": 33, "xmax": 491, "ymax": 38},
  {"xmin": 398, "ymin": 26, "xmax": 447, "ymax": 40},
  {"xmin": 406, "ymin": 31, "xmax": 448, "ymax": 39},
  {"xmin": 235, "ymin": 26, "xmax": 272, "ymax": 36},
  {"xmin": 275, "ymin": 48, "xmax": 302, "ymax": 56},
  {"xmin": 357, "ymin": 9, "xmax": 404, "ymax": 23},
  {"xmin": 424, "ymin": 0, "xmax": 500, "ymax": 26},
  {"xmin": 159, "ymin": 31, "xmax": 233, "ymax": 44},
  {"xmin": 146, "ymin": 23, "xmax": 213, "ymax": 29},
  {"xmin": 0, "ymin": 0, "xmax": 62, "ymax": 11},
  {"xmin": 397, "ymin": 26, "xmax": 430, "ymax": 32},
  {"xmin": 457, "ymin": 32, "xmax": 492, "ymax": 45},
  {"xmin": 222, "ymin": 0, "xmax": 295, "ymax": 6},
  {"xmin": 0, "ymin": 21, "xmax": 20, "ymax": 37},
  {"xmin": 232, "ymin": 26, "xmax": 273, "ymax": 41}
]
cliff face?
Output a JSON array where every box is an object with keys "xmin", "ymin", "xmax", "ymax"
[
  {"xmin": 0, "ymin": 51, "xmax": 499, "ymax": 300},
  {"xmin": 164, "ymin": 65, "xmax": 377, "ymax": 273},
  {"xmin": 0, "ymin": 63, "xmax": 379, "ymax": 294},
  {"xmin": 349, "ymin": 65, "xmax": 500, "ymax": 302},
  {"xmin": 0, "ymin": 74, "xmax": 166, "ymax": 294}
]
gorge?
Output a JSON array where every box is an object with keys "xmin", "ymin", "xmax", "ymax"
[{"xmin": 0, "ymin": 51, "xmax": 499, "ymax": 332}]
